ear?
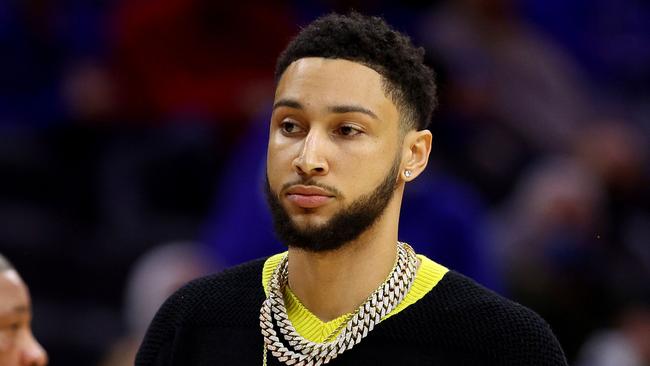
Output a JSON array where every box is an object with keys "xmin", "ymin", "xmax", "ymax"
[{"xmin": 400, "ymin": 129, "xmax": 432, "ymax": 182}]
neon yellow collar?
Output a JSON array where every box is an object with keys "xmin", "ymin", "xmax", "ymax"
[{"xmin": 262, "ymin": 252, "xmax": 448, "ymax": 343}]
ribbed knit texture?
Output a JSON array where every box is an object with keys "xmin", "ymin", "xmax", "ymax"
[
  {"xmin": 136, "ymin": 257, "xmax": 568, "ymax": 366},
  {"xmin": 262, "ymin": 252, "xmax": 448, "ymax": 342}
]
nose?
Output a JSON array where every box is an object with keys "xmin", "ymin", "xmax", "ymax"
[
  {"xmin": 21, "ymin": 332, "xmax": 48, "ymax": 366},
  {"xmin": 292, "ymin": 130, "xmax": 329, "ymax": 177}
]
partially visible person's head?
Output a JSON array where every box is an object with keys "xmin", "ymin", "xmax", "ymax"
[
  {"xmin": 266, "ymin": 13, "xmax": 436, "ymax": 252},
  {"xmin": 0, "ymin": 254, "xmax": 48, "ymax": 366}
]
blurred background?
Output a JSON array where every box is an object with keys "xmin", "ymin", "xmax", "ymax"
[{"xmin": 1, "ymin": 0, "xmax": 649, "ymax": 365}]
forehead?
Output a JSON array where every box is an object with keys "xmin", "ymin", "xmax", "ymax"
[
  {"xmin": 275, "ymin": 58, "xmax": 395, "ymax": 113},
  {"xmin": 0, "ymin": 270, "xmax": 29, "ymax": 316}
]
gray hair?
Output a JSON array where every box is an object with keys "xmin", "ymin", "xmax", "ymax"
[{"xmin": 0, "ymin": 253, "xmax": 15, "ymax": 272}]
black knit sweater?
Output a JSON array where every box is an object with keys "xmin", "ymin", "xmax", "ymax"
[{"xmin": 136, "ymin": 258, "xmax": 567, "ymax": 365}]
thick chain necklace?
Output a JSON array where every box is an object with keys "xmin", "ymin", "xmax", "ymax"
[{"xmin": 260, "ymin": 242, "xmax": 418, "ymax": 366}]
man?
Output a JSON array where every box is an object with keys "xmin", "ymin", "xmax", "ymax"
[
  {"xmin": 0, "ymin": 254, "xmax": 48, "ymax": 366},
  {"xmin": 137, "ymin": 13, "xmax": 567, "ymax": 365}
]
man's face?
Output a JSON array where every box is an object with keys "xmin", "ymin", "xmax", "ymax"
[
  {"xmin": 266, "ymin": 57, "xmax": 403, "ymax": 251},
  {"xmin": 0, "ymin": 270, "xmax": 47, "ymax": 366}
]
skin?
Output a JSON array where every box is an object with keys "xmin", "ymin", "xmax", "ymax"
[
  {"xmin": 267, "ymin": 57, "xmax": 432, "ymax": 321},
  {"xmin": 0, "ymin": 270, "xmax": 48, "ymax": 366}
]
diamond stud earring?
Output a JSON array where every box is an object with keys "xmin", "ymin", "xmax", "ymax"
[{"xmin": 404, "ymin": 170, "xmax": 412, "ymax": 178}]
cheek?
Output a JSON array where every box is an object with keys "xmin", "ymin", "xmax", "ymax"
[
  {"xmin": 339, "ymin": 140, "xmax": 394, "ymax": 178},
  {"xmin": 267, "ymin": 139, "xmax": 301, "ymax": 173},
  {"xmin": 267, "ymin": 135, "xmax": 296, "ymax": 162},
  {"xmin": 0, "ymin": 331, "xmax": 15, "ymax": 352},
  {"xmin": 266, "ymin": 147, "xmax": 290, "ymax": 189}
]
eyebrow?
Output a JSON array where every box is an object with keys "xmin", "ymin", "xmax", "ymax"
[
  {"xmin": 273, "ymin": 99, "xmax": 303, "ymax": 111},
  {"xmin": 0, "ymin": 305, "xmax": 29, "ymax": 320},
  {"xmin": 13, "ymin": 305, "xmax": 29, "ymax": 313},
  {"xmin": 328, "ymin": 105, "xmax": 378, "ymax": 120},
  {"xmin": 273, "ymin": 98, "xmax": 379, "ymax": 120}
]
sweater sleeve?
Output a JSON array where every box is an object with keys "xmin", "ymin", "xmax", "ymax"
[
  {"xmin": 461, "ymin": 282, "xmax": 568, "ymax": 365},
  {"xmin": 494, "ymin": 305, "xmax": 568, "ymax": 365},
  {"xmin": 419, "ymin": 271, "xmax": 568, "ymax": 365}
]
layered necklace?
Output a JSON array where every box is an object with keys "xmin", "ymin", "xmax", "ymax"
[{"xmin": 260, "ymin": 242, "xmax": 419, "ymax": 366}]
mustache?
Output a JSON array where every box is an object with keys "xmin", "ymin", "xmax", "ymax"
[{"xmin": 279, "ymin": 178, "xmax": 343, "ymax": 198}]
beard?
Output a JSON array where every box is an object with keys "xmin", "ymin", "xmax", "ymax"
[{"xmin": 264, "ymin": 156, "xmax": 401, "ymax": 253}]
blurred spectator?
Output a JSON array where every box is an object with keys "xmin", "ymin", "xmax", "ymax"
[
  {"xmin": 99, "ymin": 242, "xmax": 214, "ymax": 366},
  {"xmin": 573, "ymin": 120, "xmax": 650, "ymax": 302},
  {"xmin": 576, "ymin": 305, "xmax": 650, "ymax": 366},
  {"xmin": 416, "ymin": 0, "xmax": 596, "ymax": 205},
  {"xmin": 0, "ymin": 253, "xmax": 48, "ymax": 366},
  {"xmin": 491, "ymin": 156, "xmax": 606, "ymax": 266},
  {"xmin": 420, "ymin": 0, "xmax": 592, "ymax": 151},
  {"xmin": 574, "ymin": 120, "xmax": 648, "ymax": 195},
  {"xmin": 490, "ymin": 156, "xmax": 611, "ymax": 358}
]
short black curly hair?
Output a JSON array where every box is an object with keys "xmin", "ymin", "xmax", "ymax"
[{"xmin": 275, "ymin": 12, "xmax": 437, "ymax": 131}]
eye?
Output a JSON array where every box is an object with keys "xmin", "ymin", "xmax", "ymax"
[
  {"xmin": 336, "ymin": 125, "xmax": 363, "ymax": 137},
  {"xmin": 280, "ymin": 120, "xmax": 303, "ymax": 135}
]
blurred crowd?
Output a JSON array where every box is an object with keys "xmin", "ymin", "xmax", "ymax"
[{"xmin": 0, "ymin": 0, "xmax": 648, "ymax": 365}]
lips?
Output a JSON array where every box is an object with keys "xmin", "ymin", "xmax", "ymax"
[{"xmin": 285, "ymin": 185, "xmax": 334, "ymax": 209}]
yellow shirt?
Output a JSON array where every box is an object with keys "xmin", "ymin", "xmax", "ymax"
[{"xmin": 262, "ymin": 252, "xmax": 448, "ymax": 343}]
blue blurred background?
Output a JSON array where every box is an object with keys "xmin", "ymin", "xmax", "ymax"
[{"xmin": 1, "ymin": 0, "xmax": 649, "ymax": 365}]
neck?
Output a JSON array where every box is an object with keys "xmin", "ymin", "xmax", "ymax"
[{"xmin": 286, "ymin": 199, "xmax": 401, "ymax": 322}]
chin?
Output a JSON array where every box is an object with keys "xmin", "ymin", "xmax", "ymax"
[{"xmin": 290, "ymin": 214, "xmax": 330, "ymax": 230}]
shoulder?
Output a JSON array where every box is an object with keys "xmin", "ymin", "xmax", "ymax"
[
  {"xmin": 432, "ymin": 271, "xmax": 543, "ymax": 321},
  {"xmin": 399, "ymin": 271, "xmax": 568, "ymax": 365}
]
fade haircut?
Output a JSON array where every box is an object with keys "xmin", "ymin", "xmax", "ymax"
[
  {"xmin": 0, "ymin": 253, "xmax": 14, "ymax": 272},
  {"xmin": 275, "ymin": 12, "xmax": 437, "ymax": 131}
]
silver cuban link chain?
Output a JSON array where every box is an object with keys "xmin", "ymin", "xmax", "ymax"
[{"xmin": 260, "ymin": 242, "xmax": 419, "ymax": 366}]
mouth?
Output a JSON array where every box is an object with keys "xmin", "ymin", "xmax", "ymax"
[{"xmin": 284, "ymin": 185, "xmax": 335, "ymax": 209}]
